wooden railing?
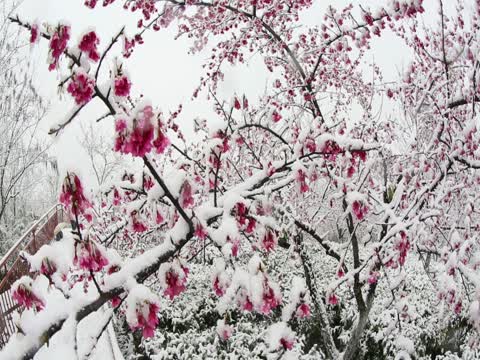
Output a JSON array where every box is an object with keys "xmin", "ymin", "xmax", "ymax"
[{"xmin": 0, "ymin": 204, "xmax": 67, "ymax": 348}]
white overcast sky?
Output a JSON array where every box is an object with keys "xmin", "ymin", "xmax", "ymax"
[{"xmin": 13, "ymin": 0, "xmax": 453, "ymax": 190}]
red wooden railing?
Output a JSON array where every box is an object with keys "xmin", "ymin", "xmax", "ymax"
[{"xmin": 0, "ymin": 204, "xmax": 67, "ymax": 348}]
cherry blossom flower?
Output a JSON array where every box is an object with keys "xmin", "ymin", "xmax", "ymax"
[
  {"xmin": 179, "ymin": 181, "xmax": 194, "ymax": 208},
  {"xmin": 48, "ymin": 24, "xmax": 70, "ymax": 71},
  {"xmin": 59, "ymin": 172, "xmax": 92, "ymax": 218},
  {"xmin": 216, "ymin": 319, "xmax": 233, "ymax": 341},
  {"xmin": 128, "ymin": 301, "xmax": 160, "ymax": 338},
  {"xmin": 114, "ymin": 106, "xmax": 155, "ymax": 157},
  {"xmin": 12, "ymin": 277, "xmax": 44, "ymax": 312},
  {"xmin": 261, "ymin": 228, "xmax": 277, "ymax": 252},
  {"xmin": 67, "ymin": 71, "xmax": 95, "ymax": 105},
  {"xmin": 78, "ymin": 31, "xmax": 100, "ymax": 61},
  {"xmin": 39, "ymin": 258, "xmax": 57, "ymax": 277},
  {"xmin": 74, "ymin": 239, "xmax": 109, "ymax": 272},
  {"xmin": 30, "ymin": 23, "xmax": 39, "ymax": 44},
  {"xmin": 159, "ymin": 261, "xmax": 188, "ymax": 300},
  {"xmin": 114, "ymin": 75, "xmax": 131, "ymax": 97},
  {"xmin": 328, "ymin": 293, "xmax": 339, "ymax": 305},
  {"xmin": 352, "ymin": 200, "xmax": 368, "ymax": 221},
  {"xmin": 152, "ymin": 128, "xmax": 170, "ymax": 154}
]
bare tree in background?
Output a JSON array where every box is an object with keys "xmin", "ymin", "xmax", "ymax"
[
  {"xmin": 80, "ymin": 122, "xmax": 124, "ymax": 187},
  {"xmin": 0, "ymin": 0, "xmax": 50, "ymax": 255}
]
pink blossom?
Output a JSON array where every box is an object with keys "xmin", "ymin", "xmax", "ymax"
[
  {"xmin": 280, "ymin": 337, "xmax": 294, "ymax": 350},
  {"xmin": 130, "ymin": 302, "xmax": 160, "ymax": 338},
  {"xmin": 368, "ymin": 272, "xmax": 379, "ymax": 285},
  {"xmin": 396, "ymin": 231, "xmax": 410, "ymax": 266},
  {"xmin": 296, "ymin": 303, "xmax": 311, "ymax": 318},
  {"xmin": 59, "ymin": 173, "xmax": 92, "ymax": 218},
  {"xmin": 30, "ymin": 24, "xmax": 39, "ymax": 44},
  {"xmin": 296, "ymin": 169, "xmax": 309, "ymax": 193},
  {"xmin": 234, "ymin": 97, "xmax": 241, "ymax": 110},
  {"xmin": 156, "ymin": 211, "xmax": 164, "ymax": 224},
  {"xmin": 74, "ymin": 240, "xmax": 109, "ymax": 272},
  {"xmin": 213, "ymin": 276, "xmax": 226, "ymax": 297},
  {"xmin": 113, "ymin": 188, "xmax": 121, "ymax": 206},
  {"xmin": 262, "ymin": 228, "xmax": 277, "ymax": 252},
  {"xmin": 180, "ymin": 181, "xmax": 194, "ymax": 208},
  {"xmin": 132, "ymin": 216, "xmax": 148, "ymax": 232},
  {"xmin": 40, "ymin": 258, "xmax": 57, "ymax": 277},
  {"xmin": 216, "ymin": 319, "xmax": 233, "ymax": 341},
  {"xmin": 111, "ymin": 296, "xmax": 122, "ymax": 308},
  {"xmin": 272, "ymin": 110, "xmax": 282, "ymax": 122},
  {"xmin": 328, "ymin": 293, "xmax": 338, "ymax": 305},
  {"xmin": 48, "ymin": 24, "xmax": 70, "ymax": 71},
  {"xmin": 163, "ymin": 266, "xmax": 188, "ymax": 300},
  {"xmin": 67, "ymin": 71, "xmax": 95, "ymax": 105},
  {"xmin": 194, "ymin": 223, "xmax": 208, "ymax": 240},
  {"xmin": 152, "ymin": 128, "xmax": 170, "ymax": 154},
  {"xmin": 12, "ymin": 282, "xmax": 44, "ymax": 312},
  {"xmin": 261, "ymin": 283, "xmax": 281, "ymax": 314},
  {"xmin": 352, "ymin": 200, "xmax": 368, "ymax": 221},
  {"xmin": 114, "ymin": 75, "xmax": 131, "ymax": 97},
  {"xmin": 114, "ymin": 106, "xmax": 155, "ymax": 157},
  {"xmin": 78, "ymin": 31, "xmax": 100, "ymax": 62}
]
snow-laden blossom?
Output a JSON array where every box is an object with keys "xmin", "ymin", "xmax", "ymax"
[
  {"xmin": 131, "ymin": 211, "xmax": 147, "ymax": 232},
  {"xmin": 39, "ymin": 258, "xmax": 57, "ymax": 277},
  {"xmin": 194, "ymin": 222, "xmax": 208, "ymax": 240},
  {"xmin": 282, "ymin": 277, "xmax": 311, "ymax": 321},
  {"xmin": 216, "ymin": 319, "xmax": 233, "ymax": 341},
  {"xmin": 78, "ymin": 30, "xmax": 100, "ymax": 61},
  {"xmin": 396, "ymin": 231, "xmax": 410, "ymax": 266},
  {"xmin": 74, "ymin": 239, "xmax": 109, "ymax": 272},
  {"xmin": 179, "ymin": 181, "xmax": 194, "ymax": 208},
  {"xmin": 328, "ymin": 293, "xmax": 339, "ymax": 305},
  {"xmin": 48, "ymin": 24, "xmax": 70, "ymax": 71},
  {"xmin": 159, "ymin": 260, "xmax": 188, "ymax": 300},
  {"xmin": 152, "ymin": 127, "xmax": 170, "ymax": 154},
  {"xmin": 59, "ymin": 172, "xmax": 92, "ymax": 217},
  {"xmin": 114, "ymin": 105, "xmax": 155, "ymax": 157},
  {"xmin": 30, "ymin": 23, "xmax": 39, "ymax": 44},
  {"xmin": 114, "ymin": 75, "xmax": 131, "ymax": 97},
  {"xmin": 296, "ymin": 168, "xmax": 309, "ymax": 193},
  {"xmin": 67, "ymin": 71, "xmax": 95, "ymax": 105},
  {"xmin": 12, "ymin": 277, "xmax": 44, "ymax": 312},
  {"xmin": 212, "ymin": 259, "xmax": 230, "ymax": 297},
  {"xmin": 267, "ymin": 322, "xmax": 295, "ymax": 352},
  {"xmin": 352, "ymin": 200, "xmax": 368, "ymax": 221},
  {"xmin": 126, "ymin": 286, "xmax": 160, "ymax": 338},
  {"xmin": 261, "ymin": 228, "xmax": 277, "ymax": 252}
]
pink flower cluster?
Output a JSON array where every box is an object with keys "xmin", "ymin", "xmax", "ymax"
[
  {"xmin": 130, "ymin": 302, "xmax": 160, "ymax": 338},
  {"xmin": 40, "ymin": 258, "xmax": 57, "ymax": 277},
  {"xmin": 160, "ymin": 262, "xmax": 188, "ymax": 300},
  {"xmin": 296, "ymin": 169, "xmax": 309, "ymax": 193},
  {"xmin": 78, "ymin": 31, "xmax": 100, "ymax": 62},
  {"xmin": 261, "ymin": 228, "xmax": 277, "ymax": 252},
  {"xmin": 179, "ymin": 181, "xmax": 194, "ymax": 208},
  {"xmin": 260, "ymin": 279, "xmax": 282, "ymax": 314},
  {"xmin": 30, "ymin": 24, "xmax": 39, "ymax": 44},
  {"xmin": 59, "ymin": 173, "xmax": 92, "ymax": 218},
  {"xmin": 114, "ymin": 75, "xmax": 131, "ymax": 97},
  {"xmin": 67, "ymin": 71, "xmax": 95, "ymax": 105},
  {"xmin": 352, "ymin": 200, "xmax": 368, "ymax": 221},
  {"xmin": 396, "ymin": 231, "xmax": 410, "ymax": 266},
  {"xmin": 234, "ymin": 202, "xmax": 256, "ymax": 234},
  {"xmin": 48, "ymin": 24, "xmax": 70, "ymax": 71},
  {"xmin": 114, "ymin": 105, "xmax": 170, "ymax": 157},
  {"xmin": 216, "ymin": 319, "xmax": 233, "ymax": 341},
  {"xmin": 12, "ymin": 281, "xmax": 44, "ymax": 312},
  {"xmin": 74, "ymin": 240, "xmax": 109, "ymax": 272}
]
